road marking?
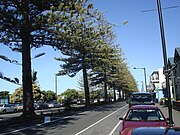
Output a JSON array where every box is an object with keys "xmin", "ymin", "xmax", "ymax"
[
  {"xmin": 109, "ymin": 113, "xmax": 126, "ymax": 135},
  {"xmin": 109, "ymin": 120, "xmax": 122, "ymax": 135},
  {"xmin": 75, "ymin": 105, "xmax": 128, "ymax": 135},
  {"xmin": 0, "ymin": 104, "xmax": 127, "ymax": 135}
]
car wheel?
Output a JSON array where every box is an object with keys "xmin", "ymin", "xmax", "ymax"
[
  {"xmin": 3, "ymin": 109, "xmax": 6, "ymax": 113},
  {"xmin": 14, "ymin": 109, "xmax": 17, "ymax": 113}
]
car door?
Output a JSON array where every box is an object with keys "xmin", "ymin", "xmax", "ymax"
[
  {"xmin": 6, "ymin": 104, "xmax": 14, "ymax": 113},
  {"xmin": 5, "ymin": 104, "xmax": 11, "ymax": 112}
]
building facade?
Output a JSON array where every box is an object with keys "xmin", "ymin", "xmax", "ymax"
[
  {"xmin": 148, "ymin": 48, "xmax": 180, "ymax": 109},
  {"xmin": 172, "ymin": 48, "xmax": 180, "ymax": 101},
  {"xmin": 149, "ymin": 68, "xmax": 167, "ymax": 102}
]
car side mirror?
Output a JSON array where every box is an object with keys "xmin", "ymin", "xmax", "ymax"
[{"xmin": 119, "ymin": 117, "xmax": 124, "ymax": 120}]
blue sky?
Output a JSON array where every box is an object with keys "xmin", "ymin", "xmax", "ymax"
[{"xmin": 0, "ymin": 0, "xmax": 180, "ymax": 94}]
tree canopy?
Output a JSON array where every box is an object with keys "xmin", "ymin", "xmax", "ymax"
[
  {"xmin": 0, "ymin": 0, "xmax": 96, "ymax": 116},
  {"xmin": 0, "ymin": 0, "xmax": 138, "ymax": 112},
  {"xmin": 60, "ymin": 88, "xmax": 79, "ymax": 101}
]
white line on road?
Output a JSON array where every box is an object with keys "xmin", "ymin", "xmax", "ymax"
[
  {"xmin": 109, "ymin": 113, "xmax": 126, "ymax": 135},
  {"xmin": 75, "ymin": 105, "xmax": 128, "ymax": 135},
  {"xmin": 109, "ymin": 120, "xmax": 122, "ymax": 135}
]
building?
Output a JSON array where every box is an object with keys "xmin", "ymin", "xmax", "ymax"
[
  {"xmin": 149, "ymin": 48, "xmax": 180, "ymax": 110},
  {"xmin": 173, "ymin": 48, "xmax": 180, "ymax": 101},
  {"xmin": 169, "ymin": 48, "xmax": 180, "ymax": 110},
  {"xmin": 167, "ymin": 57, "xmax": 176, "ymax": 100},
  {"xmin": 0, "ymin": 97, "xmax": 9, "ymax": 105},
  {"xmin": 149, "ymin": 68, "xmax": 165, "ymax": 102}
]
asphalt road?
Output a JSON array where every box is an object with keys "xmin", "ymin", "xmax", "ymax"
[
  {"xmin": 0, "ymin": 102, "xmax": 179, "ymax": 135},
  {"xmin": 0, "ymin": 101, "xmax": 128, "ymax": 135},
  {"xmin": 0, "ymin": 107, "xmax": 65, "ymax": 121}
]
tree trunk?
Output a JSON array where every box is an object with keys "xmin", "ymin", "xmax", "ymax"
[
  {"xmin": 82, "ymin": 63, "xmax": 90, "ymax": 106},
  {"xmin": 122, "ymin": 90, "xmax": 125, "ymax": 99},
  {"xmin": 22, "ymin": 0, "xmax": 35, "ymax": 117},
  {"xmin": 113, "ymin": 83, "xmax": 116, "ymax": 102},
  {"xmin": 104, "ymin": 72, "xmax": 108, "ymax": 102},
  {"xmin": 118, "ymin": 89, "xmax": 121, "ymax": 100}
]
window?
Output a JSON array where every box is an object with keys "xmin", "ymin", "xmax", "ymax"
[{"xmin": 126, "ymin": 109, "xmax": 165, "ymax": 121}]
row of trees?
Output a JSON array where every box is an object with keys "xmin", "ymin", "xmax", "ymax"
[
  {"xmin": 0, "ymin": 0, "xmax": 137, "ymax": 118},
  {"xmin": 0, "ymin": 87, "xmax": 102, "ymax": 105},
  {"xmin": 0, "ymin": 71, "xmax": 57, "ymax": 103},
  {"xmin": 10, "ymin": 88, "xmax": 57, "ymax": 103}
]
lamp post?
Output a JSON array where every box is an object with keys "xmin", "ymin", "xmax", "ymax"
[
  {"xmin": 134, "ymin": 67, "xmax": 147, "ymax": 92},
  {"xmin": 55, "ymin": 74, "xmax": 58, "ymax": 98},
  {"xmin": 156, "ymin": 0, "xmax": 174, "ymax": 126}
]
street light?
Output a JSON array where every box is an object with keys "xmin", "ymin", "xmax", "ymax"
[
  {"xmin": 134, "ymin": 67, "xmax": 147, "ymax": 92},
  {"xmin": 55, "ymin": 73, "xmax": 59, "ymax": 98}
]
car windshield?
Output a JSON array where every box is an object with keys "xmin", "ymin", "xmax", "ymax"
[
  {"xmin": 126, "ymin": 109, "xmax": 165, "ymax": 121},
  {"xmin": 131, "ymin": 95, "xmax": 152, "ymax": 103}
]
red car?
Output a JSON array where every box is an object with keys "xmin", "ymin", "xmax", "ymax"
[{"xmin": 119, "ymin": 105, "xmax": 168, "ymax": 134}]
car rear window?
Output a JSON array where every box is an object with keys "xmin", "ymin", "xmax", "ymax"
[{"xmin": 126, "ymin": 109, "xmax": 165, "ymax": 121}]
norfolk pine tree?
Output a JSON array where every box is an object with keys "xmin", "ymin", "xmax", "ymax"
[
  {"xmin": 0, "ymin": 0, "xmax": 88, "ymax": 117},
  {"xmin": 54, "ymin": 2, "xmax": 111, "ymax": 106}
]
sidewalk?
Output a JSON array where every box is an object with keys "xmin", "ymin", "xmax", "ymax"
[{"xmin": 157, "ymin": 104, "xmax": 180, "ymax": 126}]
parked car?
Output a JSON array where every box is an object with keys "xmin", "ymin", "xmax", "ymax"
[
  {"xmin": 0, "ymin": 104, "xmax": 17, "ymax": 113},
  {"xmin": 48, "ymin": 101, "xmax": 61, "ymax": 108},
  {"xmin": 128, "ymin": 92, "xmax": 155, "ymax": 108},
  {"xmin": 15, "ymin": 103, "xmax": 23, "ymax": 112},
  {"xmin": 77, "ymin": 99, "xmax": 85, "ymax": 105},
  {"xmin": 119, "ymin": 105, "xmax": 168, "ymax": 134},
  {"xmin": 121, "ymin": 126, "xmax": 180, "ymax": 135},
  {"xmin": 34, "ymin": 102, "xmax": 49, "ymax": 110}
]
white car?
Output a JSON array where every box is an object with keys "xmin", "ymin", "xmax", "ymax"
[
  {"xmin": 0, "ymin": 104, "xmax": 17, "ymax": 113},
  {"xmin": 48, "ymin": 101, "xmax": 61, "ymax": 108}
]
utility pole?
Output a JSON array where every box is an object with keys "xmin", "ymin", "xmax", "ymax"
[
  {"xmin": 141, "ymin": 0, "xmax": 176, "ymax": 126},
  {"xmin": 156, "ymin": 0, "xmax": 174, "ymax": 126}
]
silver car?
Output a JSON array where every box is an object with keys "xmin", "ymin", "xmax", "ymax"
[{"xmin": 0, "ymin": 104, "xmax": 17, "ymax": 113}]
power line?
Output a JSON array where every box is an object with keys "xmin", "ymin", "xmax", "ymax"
[{"xmin": 142, "ymin": 6, "xmax": 178, "ymax": 13}]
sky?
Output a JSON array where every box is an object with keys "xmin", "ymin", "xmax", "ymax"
[{"xmin": 0, "ymin": 0, "xmax": 180, "ymax": 94}]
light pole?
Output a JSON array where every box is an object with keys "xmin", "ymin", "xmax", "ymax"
[
  {"xmin": 134, "ymin": 67, "xmax": 147, "ymax": 92},
  {"xmin": 55, "ymin": 74, "xmax": 58, "ymax": 98},
  {"xmin": 156, "ymin": 0, "xmax": 173, "ymax": 126}
]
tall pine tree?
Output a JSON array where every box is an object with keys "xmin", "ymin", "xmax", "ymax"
[
  {"xmin": 0, "ymin": 0, "xmax": 88, "ymax": 117},
  {"xmin": 54, "ymin": 2, "xmax": 110, "ymax": 106}
]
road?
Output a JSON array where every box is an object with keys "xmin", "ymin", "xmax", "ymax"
[
  {"xmin": 0, "ymin": 107, "xmax": 65, "ymax": 121},
  {"xmin": 0, "ymin": 101, "xmax": 127, "ymax": 135},
  {"xmin": 0, "ymin": 101, "xmax": 179, "ymax": 135}
]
